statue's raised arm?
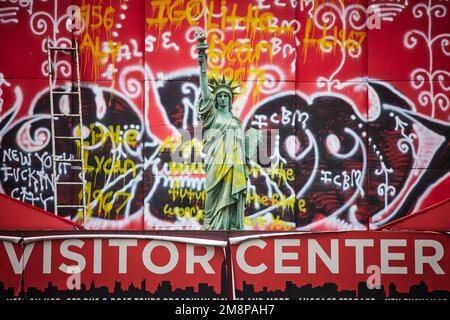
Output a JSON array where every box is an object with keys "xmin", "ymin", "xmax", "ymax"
[{"xmin": 195, "ymin": 31, "xmax": 210, "ymax": 101}]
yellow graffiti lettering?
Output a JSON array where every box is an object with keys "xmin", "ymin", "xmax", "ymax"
[
  {"xmin": 80, "ymin": 33, "xmax": 108, "ymax": 61},
  {"xmin": 79, "ymin": 3, "xmax": 118, "ymax": 81},
  {"xmin": 146, "ymin": 0, "xmax": 294, "ymax": 35},
  {"xmin": 247, "ymin": 192, "xmax": 269, "ymax": 206},
  {"xmin": 185, "ymin": 0, "xmax": 204, "ymax": 25},
  {"xmin": 125, "ymin": 130, "xmax": 138, "ymax": 147},
  {"xmin": 245, "ymin": 215, "xmax": 265, "ymax": 228},
  {"xmin": 83, "ymin": 151, "xmax": 137, "ymax": 178},
  {"xmin": 179, "ymin": 138, "xmax": 203, "ymax": 159},
  {"xmin": 209, "ymin": 35, "xmax": 273, "ymax": 66},
  {"xmin": 205, "ymin": 1, "xmax": 219, "ymax": 29},
  {"xmin": 298, "ymin": 198, "xmax": 307, "ymax": 214},
  {"xmin": 271, "ymin": 215, "xmax": 291, "ymax": 230},
  {"xmin": 167, "ymin": 187, "xmax": 205, "ymax": 203},
  {"xmin": 247, "ymin": 191, "xmax": 296, "ymax": 215},
  {"xmin": 80, "ymin": 36, "xmax": 121, "ymax": 79},
  {"xmin": 267, "ymin": 162, "xmax": 295, "ymax": 185},
  {"xmin": 168, "ymin": 161, "xmax": 204, "ymax": 176},
  {"xmin": 302, "ymin": 18, "xmax": 367, "ymax": 62},
  {"xmin": 248, "ymin": 163, "xmax": 294, "ymax": 184},
  {"xmin": 159, "ymin": 135, "xmax": 182, "ymax": 154},
  {"xmin": 271, "ymin": 193, "xmax": 295, "ymax": 214},
  {"xmin": 167, "ymin": 0, "xmax": 186, "ymax": 24},
  {"xmin": 86, "ymin": 124, "xmax": 139, "ymax": 146},
  {"xmin": 80, "ymin": 4, "xmax": 116, "ymax": 31},
  {"xmin": 146, "ymin": 0, "xmax": 170, "ymax": 31},
  {"xmin": 209, "ymin": 67, "xmax": 265, "ymax": 98},
  {"xmin": 81, "ymin": 182, "xmax": 132, "ymax": 219},
  {"xmin": 163, "ymin": 204, "xmax": 203, "ymax": 221}
]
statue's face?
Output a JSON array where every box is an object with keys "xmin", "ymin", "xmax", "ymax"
[{"xmin": 216, "ymin": 92, "xmax": 231, "ymax": 110}]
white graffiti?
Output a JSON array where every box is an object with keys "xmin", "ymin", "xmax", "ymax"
[
  {"xmin": 29, "ymin": 0, "xmax": 74, "ymax": 80},
  {"xmin": 16, "ymin": 116, "xmax": 51, "ymax": 152},
  {"xmin": 0, "ymin": 75, "xmax": 11, "ymax": 112},
  {"xmin": 313, "ymin": 2, "xmax": 367, "ymax": 91},
  {"xmin": 162, "ymin": 31, "xmax": 180, "ymax": 51},
  {"xmin": 392, "ymin": 112, "xmax": 417, "ymax": 158},
  {"xmin": 299, "ymin": 0, "xmax": 315, "ymax": 18},
  {"xmin": 257, "ymin": 65, "xmax": 285, "ymax": 95},
  {"xmin": 404, "ymin": 0, "xmax": 450, "ymax": 117},
  {"xmin": 368, "ymin": 0, "xmax": 409, "ymax": 25},
  {"xmin": 145, "ymin": 34, "xmax": 157, "ymax": 53},
  {"xmin": 0, "ymin": 80, "xmax": 22, "ymax": 138},
  {"xmin": 180, "ymin": 82, "xmax": 201, "ymax": 128},
  {"xmin": 375, "ymin": 161, "xmax": 396, "ymax": 213},
  {"xmin": 0, "ymin": 0, "xmax": 35, "ymax": 23},
  {"xmin": 0, "ymin": 5, "xmax": 18, "ymax": 24},
  {"xmin": 369, "ymin": 82, "xmax": 447, "ymax": 227},
  {"xmin": 119, "ymin": 65, "xmax": 145, "ymax": 99}
]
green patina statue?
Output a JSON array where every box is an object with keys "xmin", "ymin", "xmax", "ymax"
[{"xmin": 195, "ymin": 31, "xmax": 260, "ymax": 231}]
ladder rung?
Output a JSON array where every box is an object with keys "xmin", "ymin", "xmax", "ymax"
[
  {"xmin": 53, "ymin": 113, "xmax": 81, "ymax": 117},
  {"xmin": 49, "ymin": 47, "xmax": 75, "ymax": 51},
  {"xmin": 54, "ymin": 136, "xmax": 81, "ymax": 140},
  {"xmin": 52, "ymin": 91, "xmax": 78, "ymax": 95},
  {"xmin": 57, "ymin": 182, "xmax": 84, "ymax": 185},
  {"xmin": 57, "ymin": 205, "xmax": 86, "ymax": 208},
  {"xmin": 54, "ymin": 158, "xmax": 82, "ymax": 162}
]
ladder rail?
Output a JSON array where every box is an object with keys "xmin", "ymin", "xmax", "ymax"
[
  {"xmin": 74, "ymin": 38, "xmax": 88, "ymax": 226},
  {"xmin": 47, "ymin": 37, "xmax": 59, "ymax": 216}
]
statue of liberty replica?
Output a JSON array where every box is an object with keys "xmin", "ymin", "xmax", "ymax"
[{"xmin": 195, "ymin": 31, "xmax": 261, "ymax": 230}]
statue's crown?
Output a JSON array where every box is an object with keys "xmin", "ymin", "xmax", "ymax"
[{"xmin": 208, "ymin": 75, "xmax": 240, "ymax": 99}]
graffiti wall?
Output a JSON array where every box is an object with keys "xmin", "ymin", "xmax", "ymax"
[{"xmin": 0, "ymin": 0, "xmax": 448, "ymax": 230}]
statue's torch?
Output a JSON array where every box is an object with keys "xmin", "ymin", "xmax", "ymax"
[{"xmin": 195, "ymin": 30, "xmax": 208, "ymax": 66}]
